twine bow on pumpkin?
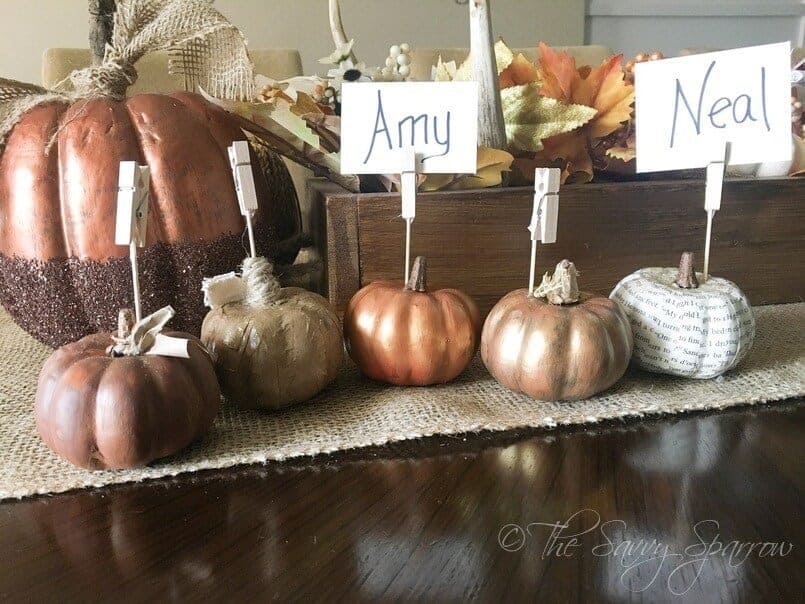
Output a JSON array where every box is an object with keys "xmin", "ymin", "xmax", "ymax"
[
  {"xmin": 109, "ymin": 305, "xmax": 189, "ymax": 358},
  {"xmin": 0, "ymin": 0, "xmax": 254, "ymax": 152},
  {"xmin": 202, "ymin": 257, "xmax": 282, "ymax": 309}
]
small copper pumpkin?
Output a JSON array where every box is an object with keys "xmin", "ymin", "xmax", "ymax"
[
  {"xmin": 35, "ymin": 308, "xmax": 221, "ymax": 470},
  {"xmin": 343, "ymin": 256, "xmax": 481, "ymax": 386},
  {"xmin": 481, "ymin": 260, "xmax": 633, "ymax": 401}
]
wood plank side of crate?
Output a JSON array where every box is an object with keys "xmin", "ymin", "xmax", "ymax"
[
  {"xmin": 309, "ymin": 181, "xmax": 362, "ymax": 312},
  {"xmin": 312, "ymin": 178, "xmax": 804, "ymax": 316}
]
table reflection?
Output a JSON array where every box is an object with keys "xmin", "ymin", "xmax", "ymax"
[{"xmin": 3, "ymin": 403, "xmax": 799, "ymax": 601}]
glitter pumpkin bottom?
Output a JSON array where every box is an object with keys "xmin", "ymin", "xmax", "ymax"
[{"xmin": 0, "ymin": 226, "xmax": 302, "ymax": 348}]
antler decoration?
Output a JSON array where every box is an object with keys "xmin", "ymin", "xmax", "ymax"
[{"xmin": 328, "ymin": 0, "xmax": 358, "ymax": 63}]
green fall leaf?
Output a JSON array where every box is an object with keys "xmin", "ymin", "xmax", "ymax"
[
  {"xmin": 265, "ymin": 103, "xmax": 322, "ymax": 150},
  {"xmin": 494, "ymin": 39, "xmax": 515, "ymax": 73},
  {"xmin": 432, "ymin": 56, "xmax": 458, "ymax": 82},
  {"xmin": 452, "ymin": 39, "xmax": 515, "ymax": 81},
  {"xmin": 501, "ymin": 83, "xmax": 597, "ymax": 152}
]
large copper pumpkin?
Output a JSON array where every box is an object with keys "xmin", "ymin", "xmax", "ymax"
[
  {"xmin": 0, "ymin": 91, "xmax": 301, "ymax": 346},
  {"xmin": 34, "ymin": 319, "xmax": 221, "ymax": 470},
  {"xmin": 343, "ymin": 256, "xmax": 481, "ymax": 386},
  {"xmin": 481, "ymin": 260, "xmax": 633, "ymax": 401}
]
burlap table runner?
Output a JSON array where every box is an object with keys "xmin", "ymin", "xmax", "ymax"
[{"xmin": 1, "ymin": 304, "xmax": 803, "ymax": 500}]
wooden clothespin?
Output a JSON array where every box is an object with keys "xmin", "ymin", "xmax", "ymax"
[
  {"xmin": 792, "ymin": 57, "xmax": 805, "ymax": 87},
  {"xmin": 703, "ymin": 142, "xmax": 730, "ymax": 281},
  {"xmin": 115, "ymin": 161, "xmax": 150, "ymax": 322},
  {"xmin": 400, "ymin": 146, "xmax": 417, "ymax": 283},
  {"xmin": 228, "ymin": 141, "xmax": 259, "ymax": 258},
  {"xmin": 528, "ymin": 168, "xmax": 560, "ymax": 293}
]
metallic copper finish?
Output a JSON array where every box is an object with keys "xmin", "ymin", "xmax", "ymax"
[
  {"xmin": 35, "ymin": 330, "xmax": 221, "ymax": 470},
  {"xmin": 343, "ymin": 258, "xmax": 481, "ymax": 386},
  {"xmin": 0, "ymin": 101, "xmax": 69, "ymax": 259},
  {"xmin": 0, "ymin": 92, "xmax": 301, "ymax": 260},
  {"xmin": 481, "ymin": 288, "xmax": 633, "ymax": 401},
  {"xmin": 0, "ymin": 91, "xmax": 301, "ymax": 345}
]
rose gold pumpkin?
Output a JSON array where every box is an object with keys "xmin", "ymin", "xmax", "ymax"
[
  {"xmin": 0, "ymin": 91, "xmax": 301, "ymax": 346},
  {"xmin": 35, "ymin": 328, "xmax": 220, "ymax": 470},
  {"xmin": 343, "ymin": 257, "xmax": 481, "ymax": 386},
  {"xmin": 481, "ymin": 288, "xmax": 633, "ymax": 401}
]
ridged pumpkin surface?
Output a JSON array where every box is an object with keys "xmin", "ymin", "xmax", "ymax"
[{"xmin": 0, "ymin": 91, "xmax": 301, "ymax": 346}]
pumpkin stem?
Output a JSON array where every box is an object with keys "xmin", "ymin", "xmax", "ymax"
[
  {"xmin": 674, "ymin": 251, "xmax": 699, "ymax": 289},
  {"xmin": 242, "ymin": 256, "xmax": 282, "ymax": 306},
  {"xmin": 88, "ymin": 0, "xmax": 116, "ymax": 66},
  {"xmin": 532, "ymin": 259, "xmax": 580, "ymax": 304},
  {"xmin": 405, "ymin": 256, "xmax": 428, "ymax": 292},
  {"xmin": 117, "ymin": 308, "xmax": 134, "ymax": 339}
]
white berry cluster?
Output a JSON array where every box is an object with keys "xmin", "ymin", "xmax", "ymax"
[{"xmin": 376, "ymin": 43, "xmax": 412, "ymax": 81}]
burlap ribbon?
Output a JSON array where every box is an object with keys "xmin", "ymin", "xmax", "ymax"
[
  {"xmin": 0, "ymin": 0, "xmax": 254, "ymax": 152},
  {"xmin": 109, "ymin": 305, "xmax": 189, "ymax": 357}
]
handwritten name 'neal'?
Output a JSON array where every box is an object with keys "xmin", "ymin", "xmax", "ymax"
[{"xmin": 669, "ymin": 60, "xmax": 771, "ymax": 148}]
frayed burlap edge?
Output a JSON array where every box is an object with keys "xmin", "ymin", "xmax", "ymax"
[{"xmin": 1, "ymin": 303, "xmax": 803, "ymax": 500}]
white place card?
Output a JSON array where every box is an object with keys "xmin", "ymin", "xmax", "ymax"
[
  {"xmin": 340, "ymin": 82, "xmax": 478, "ymax": 174},
  {"xmin": 635, "ymin": 42, "xmax": 792, "ymax": 172}
]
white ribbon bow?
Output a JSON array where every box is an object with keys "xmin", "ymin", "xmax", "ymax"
[{"xmin": 202, "ymin": 272, "xmax": 247, "ymax": 309}]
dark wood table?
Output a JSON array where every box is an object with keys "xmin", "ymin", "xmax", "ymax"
[{"xmin": 1, "ymin": 401, "xmax": 803, "ymax": 603}]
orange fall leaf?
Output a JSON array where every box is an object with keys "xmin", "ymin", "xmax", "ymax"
[{"xmin": 499, "ymin": 53, "xmax": 540, "ymax": 89}]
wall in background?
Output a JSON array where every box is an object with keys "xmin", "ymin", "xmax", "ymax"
[
  {"xmin": 217, "ymin": 0, "xmax": 584, "ymax": 76},
  {"xmin": 0, "ymin": 0, "xmax": 585, "ymax": 85},
  {"xmin": 586, "ymin": 1, "xmax": 805, "ymax": 58},
  {"xmin": 1, "ymin": 0, "xmax": 800, "ymax": 87}
]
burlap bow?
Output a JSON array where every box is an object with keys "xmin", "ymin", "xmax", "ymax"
[
  {"xmin": 0, "ymin": 0, "xmax": 254, "ymax": 152},
  {"xmin": 109, "ymin": 305, "xmax": 190, "ymax": 357}
]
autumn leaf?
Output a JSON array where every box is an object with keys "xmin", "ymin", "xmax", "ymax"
[
  {"xmin": 606, "ymin": 144, "xmax": 636, "ymax": 162},
  {"xmin": 538, "ymin": 44, "xmax": 634, "ymax": 139},
  {"xmin": 384, "ymin": 147, "xmax": 513, "ymax": 192},
  {"xmin": 494, "ymin": 40, "xmax": 515, "ymax": 72},
  {"xmin": 537, "ymin": 132, "xmax": 594, "ymax": 184},
  {"xmin": 506, "ymin": 155, "xmax": 561, "ymax": 186},
  {"xmin": 450, "ymin": 146, "xmax": 514, "ymax": 189},
  {"xmin": 289, "ymin": 91, "xmax": 328, "ymax": 117},
  {"xmin": 454, "ymin": 54, "xmax": 473, "ymax": 81},
  {"xmin": 500, "ymin": 53, "xmax": 540, "ymax": 89},
  {"xmin": 432, "ymin": 56, "xmax": 459, "ymax": 81},
  {"xmin": 537, "ymin": 42, "xmax": 578, "ymax": 102},
  {"xmin": 502, "ymin": 83, "xmax": 596, "ymax": 152},
  {"xmin": 585, "ymin": 56, "xmax": 633, "ymax": 138},
  {"xmin": 445, "ymin": 39, "xmax": 534, "ymax": 84},
  {"xmin": 420, "ymin": 147, "xmax": 514, "ymax": 190}
]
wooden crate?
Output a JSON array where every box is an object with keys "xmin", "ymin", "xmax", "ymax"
[{"xmin": 309, "ymin": 177, "xmax": 804, "ymax": 317}]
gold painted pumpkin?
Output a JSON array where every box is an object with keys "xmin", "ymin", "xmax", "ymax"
[
  {"xmin": 35, "ymin": 308, "xmax": 221, "ymax": 470},
  {"xmin": 481, "ymin": 260, "xmax": 633, "ymax": 401},
  {"xmin": 201, "ymin": 257, "xmax": 343, "ymax": 409},
  {"xmin": 343, "ymin": 256, "xmax": 481, "ymax": 386}
]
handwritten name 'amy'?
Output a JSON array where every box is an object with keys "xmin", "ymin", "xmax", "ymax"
[
  {"xmin": 670, "ymin": 60, "xmax": 771, "ymax": 147},
  {"xmin": 364, "ymin": 90, "xmax": 451, "ymax": 163}
]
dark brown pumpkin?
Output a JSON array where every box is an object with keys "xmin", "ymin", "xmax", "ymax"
[
  {"xmin": 35, "ymin": 326, "xmax": 221, "ymax": 470},
  {"xmin": 0, "ymin": 91, "xmax": 301, "ymax": 347}
]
